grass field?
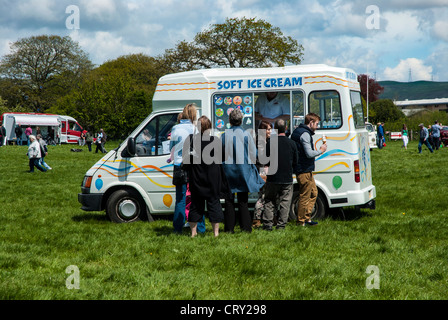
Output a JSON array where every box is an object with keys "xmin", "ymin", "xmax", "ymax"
[{"xmin": 0, "ymin": 140, "xmax": 447, "ymax": 300}]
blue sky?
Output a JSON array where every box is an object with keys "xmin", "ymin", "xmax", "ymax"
[{"xmin": 1, "ymin": 0, "xmax": 448, "ymax": 82}]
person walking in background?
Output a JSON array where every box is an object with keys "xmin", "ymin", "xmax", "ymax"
[
  {"xmin": 376, "ymin": 123, "xmax": 384, "ymax": 149},
  {"xmin": 262, "ymin": 119, "xmax": 298, "ymax": 231},
  {"xmin": 427, "ymin": 125, "xmax": 433, "ymax": 149},
  {"xmin": 418, "ymin": 123, "xmax": 434, "ymax": 154},
  {"xmin": 221, "ymin": 108, "xmax": 265, "ymax": 233},
  {"xmin": 431, "ymin": 120, "xmax": 442, "ymax": 150},
  {"xmin": 291, "ymin": 113, "xmax": 327, "ymax": 227},
  {"xmin": 25, "ymin": 126, "xmax": 32, "ymax": 146},
  {"xmin": 15, "ymin": 125, "xmax": 23, "ymax": 146},
  {"xmin": 37, "ymin": 134, "xmax": 52, "ymax": 170},
  {"xmin": 95, "ymin": 129, "xmax": 107, "ymax": 153},
  {"xmin": 79, "ymin": 130, "xmax": 86, "ymax": 146},
  {"xmin": 85, "ymin": 130, "xmax": 93, "ymax": 152},
  {"xmin": 0, "ymin": 124, "xmax": 6, "ymax": 146},
  {"xmin": 27, "ymin": 135, "xmax": 47, "ymax": 173},
  {"xmin": 401, "ymin": 124, "xmax": 409, "ymax": 150},
  {"xmin": 169, "ymin": 103, "xmax": 205, "ymax": 235},
  {"xmin": 183, "ymin": 116, "xmax": 228, "ymax": 237}
]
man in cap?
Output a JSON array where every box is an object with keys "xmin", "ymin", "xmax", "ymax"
[{"xmin": 418, "ymin": 123, "xmax": 434, "ymax": 154}]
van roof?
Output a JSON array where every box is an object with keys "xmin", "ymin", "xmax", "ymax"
[{"xmin": 158, "ymin": 64, "xmax": 357, "ymax": 83}]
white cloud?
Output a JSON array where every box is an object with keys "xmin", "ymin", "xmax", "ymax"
[
  {"xmin": 80, "ymin": 0, "xmax": 118, "ymax": 22},
  {"xmin": 17, "ymin": 0, "xmax": 59, "ymax": 21},
  {"xmin": 431, "ymin": 20, "xmax": 448, "ymax": 42},
  {"xmin": 383, "ymin": 58, "xmax": 433, "ymax": 81}
]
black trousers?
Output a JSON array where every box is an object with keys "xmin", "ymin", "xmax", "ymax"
[
  {"xmin": 224, "ymin": 192, "xmax": 251, "ymax": 233},
  {"xmin": 29, "ymin": 158, "xmax": 46, "ymax": 172},
  {"xmin": 188, "ymin": 193, "xmax": 224, "ymax": 223}
]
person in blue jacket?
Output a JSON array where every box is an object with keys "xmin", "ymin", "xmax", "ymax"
[
  {"xmin": 377, "ymin": 122, "xmax": 384, "ymax": 149},
  {"xmin": 221, "ymin": 108, "xmax": 265, "ymax": 233}
]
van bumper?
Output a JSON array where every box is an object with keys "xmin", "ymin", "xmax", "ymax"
[
  {"xmin": 78, "ymin": 193, "xmax": 103, "ymax": 211},
  {"xmin": 327, "ymin": 186, "xmax": 376, "ymax": 209}
]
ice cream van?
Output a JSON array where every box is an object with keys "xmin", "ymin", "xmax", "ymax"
[{"xmin": 78, "ymin": 64, "xmax": 376, "ymax": 223}]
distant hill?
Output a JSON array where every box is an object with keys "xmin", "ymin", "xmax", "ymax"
[{"xmin": 378, "ymin": 81, "xmax": 448, "ymax": 101}]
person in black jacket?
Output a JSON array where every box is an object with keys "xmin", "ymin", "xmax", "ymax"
[
  {"xmin": 183, "ymin": 115, "xmax": 229, "ymax": 237},
  {"xmin": 262, "ymin": 119, "xmax": 298, "ymax": 231},
  {"xmin": 290, "ymin": 113, "xmax": 327, "ymax": 226},
  {"xmin": 15, "ymin": 125, "xmax": 23, "ymax": 146}
]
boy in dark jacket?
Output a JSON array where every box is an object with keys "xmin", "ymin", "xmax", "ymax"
[{"xmin": 262, "ymin": 119, "xmax": 298, "ymax": 230}]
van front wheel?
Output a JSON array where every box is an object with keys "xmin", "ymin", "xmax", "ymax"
[{"xmin": 106, "ymin": 189, "xmax": 144, "ymax": 223}]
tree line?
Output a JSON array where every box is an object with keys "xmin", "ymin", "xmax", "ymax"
[{"xmin": 0, "ymin": 17, "xmax": 303, "ymax": 140}]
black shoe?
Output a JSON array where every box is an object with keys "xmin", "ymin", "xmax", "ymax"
[{"xmin": 305, "ymin": 220, "xmax": 318, "ymax": 226}]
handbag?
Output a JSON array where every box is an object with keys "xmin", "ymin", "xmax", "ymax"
[{"xmin": 172, "ymin": 165, "xmax": 188, "ymax": 186}]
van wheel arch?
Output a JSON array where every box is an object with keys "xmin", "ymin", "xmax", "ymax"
[
  {"xmin": 289, "ymin": 185, "xmax": 329, "ymax": 221},
  {"xmin": 104, "ymin": 187, "xmax": 153, "ymax": 223}
]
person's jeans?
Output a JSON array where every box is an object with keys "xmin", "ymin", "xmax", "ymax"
[
  {"xmin": 418, "ymin": 139, "xmax": 434, "ymax": 153},
  {"xmin": 173, "ymin": 183, "xmax": 205, "ymax": 233},
  {"xmin": 377, "ymin": 135, "xmax": 383, "ymax": 149},
  {"xmin": 39, "ymin": 156, "xmax": 51, "ymax": 170}
]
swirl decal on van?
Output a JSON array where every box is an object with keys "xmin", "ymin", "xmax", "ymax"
[
  {"xmin": 313, "ymin": 115, "xmax": 358, "ymax": 175},
  {"xmin": 93, "ymin": 160, "xmax": 175, "ymax": 189}
]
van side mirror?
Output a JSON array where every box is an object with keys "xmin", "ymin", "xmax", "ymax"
[{"xmin": 122, "ymin": 137, "xmax": 136, "ymax": 157}]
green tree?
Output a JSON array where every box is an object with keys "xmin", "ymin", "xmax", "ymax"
[
  {"xmin": 160, "ymin": 17, "xmax": 304, "ymax": 72},
  {"xmin": 0, "ymin": 35, "xmax": 93, "ymax": 112},
  {"xmin": 369, "ymin": 99, "xmax": 405, "ymax": 123}
]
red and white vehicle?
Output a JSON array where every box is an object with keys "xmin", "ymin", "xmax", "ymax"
[{"xmin": 1, "ymin": 112, "xmax": 84, "ymax": 144}]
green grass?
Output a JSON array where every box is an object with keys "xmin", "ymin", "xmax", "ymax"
[{"xmin": 0, "ymin": 140, "xmax": 447, "ymax": 300}]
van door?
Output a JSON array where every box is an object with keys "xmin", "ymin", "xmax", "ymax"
[
  {"xmin": 350, "ymin": 91, "xmax": 373, "ymax": 188},
  {"xmin": 124, "ymin": 112, "xmax": 179, "ymax": 213}
]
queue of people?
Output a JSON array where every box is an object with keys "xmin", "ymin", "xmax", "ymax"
[{"xmin": 171, "ymin": 102, "xmax": 326, "ymax": 238}]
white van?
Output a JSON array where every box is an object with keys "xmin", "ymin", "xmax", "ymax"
[{"xmin": 78, "ymin": 64, "xmax": 376, "ymax": 223}]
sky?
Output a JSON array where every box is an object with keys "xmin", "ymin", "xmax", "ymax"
[{"xmin": 1, "ymin": 0, "xmax": 448, "ymax": 82}]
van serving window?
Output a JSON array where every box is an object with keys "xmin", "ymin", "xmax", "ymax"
[
  {"xmin": 212, "ymin": 90, "xmax": 304, "ymax": 134},
  {"xmin": 309, "ymin": 90, "xmax": 342, "ymax": 129}
]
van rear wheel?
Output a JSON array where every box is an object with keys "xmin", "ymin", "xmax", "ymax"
[
  {"xmin": 106, "ymin": 189, "xmax": 145, "ymax": 223},
  {"xmin": 289, "ymin": 190, "xmax": 328, "ymax": 222}
]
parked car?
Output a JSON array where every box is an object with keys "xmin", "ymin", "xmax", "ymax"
[
  {"xmin": 441, "ymin": 126, "xmax": 448, "ymax": 147},
  {"xmin": 365, "ymin": 122, "xmax": 378, "ymax": 149}
]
